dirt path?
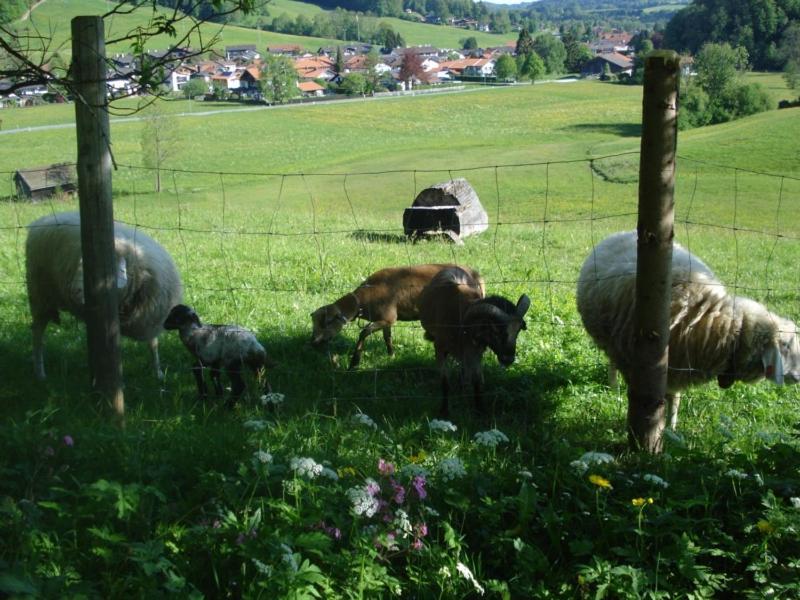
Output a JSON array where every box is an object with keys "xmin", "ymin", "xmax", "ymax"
[{"xmin": 19, "ymin": 0, "xmax": 48, "ymax": 21}]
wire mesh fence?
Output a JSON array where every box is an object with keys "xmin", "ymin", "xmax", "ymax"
[{"xmin": 1, "ymin": 153, "xmax": 799, "ymax": 412}]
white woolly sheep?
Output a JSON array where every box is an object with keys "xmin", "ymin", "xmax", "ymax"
[
  {"xmin": 26, "ymin": 211, "xmax": 183, "ymax": 380},
  {"xmin": 163, "ymin": 304, "xmax": 272, "ymax": 405},
  {"xmin": 577, "ymin": 230, "xmax": 800, "ymax": 429},
  {"xmin": 419, "ymin": 266, "xmax": 530, "ymax": 416},
  {"xmin": 311, "ymin": 264, "xmax": 485, "ymax": 369}
]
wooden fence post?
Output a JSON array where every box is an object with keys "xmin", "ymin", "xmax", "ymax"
[
  {"xmin": 629, "ymin": 50, "xmax": 680, "ymax": 453},
  {"xmin": 72, "ymin": 16, "xmax": 125, "ymax": 420}
]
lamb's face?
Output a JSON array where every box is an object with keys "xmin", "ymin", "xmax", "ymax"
[
  {"xmin": 311, "ymin": 304, "xmax": 347, "ymax": 346},
  {"xmin": 778, "ymin": 317, "xmax": 800, "ymax": 384}
]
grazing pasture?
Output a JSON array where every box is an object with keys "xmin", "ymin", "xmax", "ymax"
[{"xmin": 1, "ymin": 82, "xmax": 800, "ymax": 597}]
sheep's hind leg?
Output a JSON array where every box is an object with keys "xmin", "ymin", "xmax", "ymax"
[
  {"xmin": 666, "ymin": 393, "xmax": 681, "ymax": 430},
  {"xmin": 226, "ymin": 363, "xmax": 246, "ymax": 408},
  {"xmin": 32, "ymin": 317, "xmax": 49, "ymax": 380},
  {"xmin": 382, "ymin": 326, "xmax": 394, "ymax": 356},
  {"xmin": 192, "ymin": 360, "xmax": 208, "ymax": 399}
]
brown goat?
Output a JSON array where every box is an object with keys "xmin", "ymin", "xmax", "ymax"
[
  {"xmin": 311, "ymin": 264, "xmax": 484, "ymax": 370},
  {"xmin": 419, "ymin": 266, "xmax": 530, "ymax": 416}
]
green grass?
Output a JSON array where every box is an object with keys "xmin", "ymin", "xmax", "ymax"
[{"xmin": 1, "ymin": 81, "xmax": 800, "ymax": 597}]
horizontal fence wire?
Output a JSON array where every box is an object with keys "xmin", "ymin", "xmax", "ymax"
[{"xmin": 1, "ymin": 153, "xmax": 799, "ymax": 413}]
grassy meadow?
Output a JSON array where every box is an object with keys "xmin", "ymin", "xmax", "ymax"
[{"xmin": 2, "ymin": 80, "xmax": 800, "ymax": 597}]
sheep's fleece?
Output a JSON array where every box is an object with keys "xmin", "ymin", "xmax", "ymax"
[
  {"xmin": 26, "ymin": 211, "xmax": 183, "ymax": 379},
  {"xmin": 576, "ymin": 230, "xmax": 800, "ymax": 392}
]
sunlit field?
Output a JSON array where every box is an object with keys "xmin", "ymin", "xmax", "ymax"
[{"xmin": 1, "ymin": 81, "xmax": 800, "ymax": 597}]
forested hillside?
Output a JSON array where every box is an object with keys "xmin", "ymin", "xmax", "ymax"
[{"xmin": 665, "ymin": 0, "xmax": 800, "ymax": 69}]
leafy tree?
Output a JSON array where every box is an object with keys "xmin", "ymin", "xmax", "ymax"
[
  {"xmin": 1, "ymin": 0, "xmax": 256, "ymax": 104},
  {"xmin": 695, "ymin": 42, "xmax": 748, "ymax": 99},
  {"xmin": 460, "ymin": 36, "xmax": 478, "ymax": 50},
  {"xmin": 141, "ymin": 104, "xmax": 179, "ymax": 193},
  {"xmin": 516, "ymin": 27, "xmax": 534, "ymax": 56},
  {"xmin": 533, "ymin": 33, "xmax": 567, "ymax": 75},
  {"xmin": 399, "ymin": 51, "xmax": 426, "ymax": 87},
  {"xmin": 182, "ymin": 78, "xmax": 209, "ymax": 99},
  {"xmin": 494, "ymin": 54, "xmax": 517, "ymax": 81},
  {"xmin": 563, "ymin": 34, "xmax": 593, "ymax": 73},
  {"xmin": 363, "ymin": 48, "xmax": 381, "ymax": 92},
  {"xmin": 517, "ymin": 51, "xmax": 545, "ymax": 82},
  {"xmin": 779, "ymin": 23, "xmax": 800, "ymax": 90},
  {"xmin": 259, "ymin": 55, "xmax": 300, "ymax": 104},
  {"xmin": 341, "ymin": 72, "xmax": 367, "ymax": 96},
  {"xmin": 334, "ymin": 46, "xmax": 344, "ymax": 76},
  {"xmin": 627, "ymin": 39, "xmax": 654, "ymax": 85}
]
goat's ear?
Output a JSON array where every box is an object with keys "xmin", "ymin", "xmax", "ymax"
[
  {"xmin": 516, "ymin": 294, "xmax": 531, "ymax": 318},
  {"xmin": 763, "ymin": 343, "xmax": 784, "ymax": 385}
]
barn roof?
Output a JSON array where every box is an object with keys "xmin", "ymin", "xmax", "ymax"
[{"xmin": 15, "ymin": 163, "xmax": 76, "ymax": 191}]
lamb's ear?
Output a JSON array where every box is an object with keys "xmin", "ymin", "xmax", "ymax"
[
  {"xmin": 762, "ymin": 343, "xmax": 784, "ymax": 385},
  {"xmin": 116, "ymin": 257, "xmax": 128, "ymax": 289},
  {"xmin": 516, "ymin": 294, "xmax": 531, "ymax": 318}
]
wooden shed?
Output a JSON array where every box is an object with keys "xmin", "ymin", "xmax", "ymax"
[{"xmin": 14, "ymin": 164, "xmax": 77, "ymax": 201}]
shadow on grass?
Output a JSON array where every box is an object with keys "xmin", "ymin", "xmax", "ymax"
[{"xmin": 563, "ymin": 122, "xmax": 641, "ymax": 138}]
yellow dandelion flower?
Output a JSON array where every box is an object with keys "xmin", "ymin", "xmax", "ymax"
[
  {"xmin": 632, "ymin": 497, "xmax": 655, "ymax": 507},
  {"xmin": 337, "ymin": 466, "xmax": 357, "ymax": 478},
  {"xmin": 409, "ymin": 450, "xmax": 427, "ymax": 464},
  {"xmin": 756, "ymin": 520, "xmax": 775, "ymax": 535},
  {"xmin": 588, "ymin": 474, "xmax": 612, "ymax": 489}
]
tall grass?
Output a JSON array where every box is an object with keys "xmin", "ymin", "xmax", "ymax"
[{"xmin": 1, "ymin": 83, "xmax": 800, "ymax": 597}]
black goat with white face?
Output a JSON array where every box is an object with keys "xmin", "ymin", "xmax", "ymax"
[
  {"xmin": 419, "ymin": 267, "xmax": 530, "ymax": 416},
  {"xmin": 164, "ymin": 304, "xmax": 272, "ymax": 406}
]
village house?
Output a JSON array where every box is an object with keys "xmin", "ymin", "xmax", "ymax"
[
  {"xmin": 225, "ymin": 44, "xmax": 260, "ymax": 62},
  {"xmin": 581, "ymin": 52, "xmax": 634, "ymax": 77}
]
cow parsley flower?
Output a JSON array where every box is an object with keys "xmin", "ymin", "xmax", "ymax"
[
  {"xmin": 253, "ymin": 450, "xmax": 272, "ymax": 464},
  {"xmin": 290, "ymin": 457, "xmax": 324, "ymax": 479},
  {"xmin": 474, "ymin": 429, "xmax": 510, "ymax": 448},
  {"xmin": 352, "ymin": 412, "xmax": 378, "ymax": 430},
  {"xmin": 642, "ymin": 473, "xmax": 669, "ymax": 488},
  {"xmin": 321, "ymin": 467, "xmax": 339, "ymax": 481},
  {"xmin": 393, "ymin": 509, "xmax": 413, "ymax": 538},
  {"xmin": 438, "ymin": 457, "xmax": 466, "ymax": 481},
  {"xmin": 570, "ymin": 460, "xmax": 589, "ymax": 475},
  {"xmin": 260, "ymin": 392, "xmax": 285, "ymax": 406},
  {"xmin": 347, "ymin": 483, "xmax": 381, "ymax": 517},
  {"xmin": 790, "ymin": 497, "xmax": 800, "ymax": 509},
  {"xmin": 580, "ymin": 451, "xmax": 615, "ymax": 466},
  {"xmin": 401, "ymin": 464, "xmax": 429, "ymax": 479},
  {"xmin": 243, "ymin": 419, "xmax": 269, "ymax": 431},
  {"xmin": 429, "ymin": 419, "xmax": 457, "ymax": 433},
  {"xmin": 725, "ymin": 468, "xmax": 748, "ymax": 480}
]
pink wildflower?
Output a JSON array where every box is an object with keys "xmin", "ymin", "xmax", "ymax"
[
  {"xmin": 412, "ymin": 475, "xmax": 427, "ymax": 500},
  {"xmin": 391, "ymin": 480, "xmax": 406, "ymax": 504},
  {"xmin": 63, "ymin": 435, "xmax": 74, "ymax": 447},
  {"xmin": 412, "ymin": 538, "xmax": 424, "ymax": 550},
  {"xmin": 378, "ymin": 459, "xmax": 395, "ymax": 476},
  {"xmin": 366, "ymin": 480, "xmax": 381, "ymax": 497},
  {"xmin": 415, "ymin": 522, "xmax": 428, "ymax": 538}
]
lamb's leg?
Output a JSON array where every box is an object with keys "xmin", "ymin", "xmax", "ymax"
[
  {"xmin": 192, "ymin": 360, "xmax": 208, "ymax": 398},
  {"xmin": 226, "ymin": 362, "xmax": 246, "ymax": 407},
  {"xmin": 209, "ymin": 367, "xmax": 224, "ymax": 397},
  {"xmin": 666, "ymin": 392, "xmax": 681, "ymax": 430},
  {"xmin": 436, "ymin": 347, "xmax": 450, "ymax": 418},
  {"xmin": 149, "ymin": 338, "xmax": 164, "ymax": 381},
  {"xmin": 349, "ymin": 321, "xmax": 387, "ymax": 370},
  {"xmin": 32, "ymin": 317, "xmax": 48, "ymax": 381}
]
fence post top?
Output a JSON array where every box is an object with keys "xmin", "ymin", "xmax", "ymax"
[{"xmin": 644, "ymin": 50, "xmax": 681, "ymax": 71}]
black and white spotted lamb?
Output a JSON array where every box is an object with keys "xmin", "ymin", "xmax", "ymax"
[{"xmin": 164, "ymin": 304, "xmax": 272, "ymax": 405}]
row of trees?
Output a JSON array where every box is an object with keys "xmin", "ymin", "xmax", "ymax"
[{"xmin": 268, "ymin": 10, "xmax": 406, "ymax": 49}]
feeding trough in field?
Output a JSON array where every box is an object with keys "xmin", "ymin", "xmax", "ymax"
[{"xmin": 403, "ymin": 178, "xmax": 488, "ymax": 244}]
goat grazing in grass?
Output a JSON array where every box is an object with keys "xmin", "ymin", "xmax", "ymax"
[
  {"xmin": 419, "ymin": 266, "xmax": 530, "ymax": 416},
  {"xmin": 311, "ymin": 264, "xmax": 484, "ymax": 369}
]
